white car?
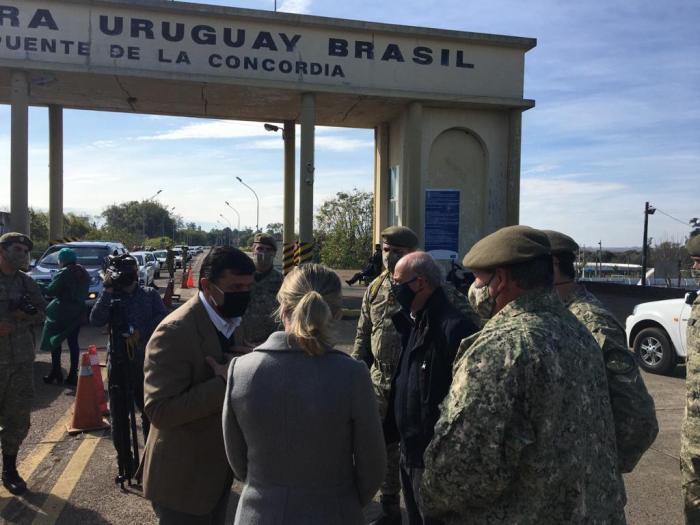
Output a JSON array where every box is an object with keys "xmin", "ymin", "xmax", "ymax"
[
  {"xmin": 131, "ymin": 251, "xmax": 158, "ymax": 286},
  {"xmin": 625, "ymin": 291, "xmax": 696, "ymax": 374}
]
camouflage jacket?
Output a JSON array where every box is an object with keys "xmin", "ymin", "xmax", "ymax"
[
  {"xmin": 238, "ymin": 268, "xmax": 284, "ymax": 346},
  {"xmin": 352, "ymin": 270, "xmax": 477, "ymax": 397},
  {"xmin": 0, "ymin": 270, "xmax": 47, "ymax": 364},
  {"xmin": 564, "ymin": 285, "xmax": 658, "ymax": 473},
  {"xmin": 682, "ymin": 293, "xmax": 700, "ymax": 459},
  {"xmin": 421, "ymin": 289, "xmax": 626, "ymax": 525}
]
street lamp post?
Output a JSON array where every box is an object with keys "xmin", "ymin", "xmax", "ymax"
[
  {"xmin": 224, "ymin": 201, "xmax": 241, "ymax": 246},
  {"xmin": 219, "ymin": 214, "xmax": 232, "ymax": 245},
  {"xmin": 142, "ymin": 189, "xmax": 163, "ymax": 244},
  {"xmin": 236, "ymin": 176, "xmax": 260, "ymax": 232}
]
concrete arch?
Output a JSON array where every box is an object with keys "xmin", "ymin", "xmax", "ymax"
[{"xmin": 426, "ymin": 126, "xmax": 488, "ymax": 255}]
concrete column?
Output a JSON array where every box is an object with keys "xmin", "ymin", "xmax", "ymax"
[
  {"xmin": 49, "ymin": 105, "xmax": 64, "ymax": 241},
  {"xmin": 298, "ymin": 93, "xmax": 315, "ymax": 263},
  {"xmin": 282, "ymin": 120, "xmax": 296, "ymax": 274},
  {"xmin": 402, "ymin": 102, "xmax": 422, "ymax": 237},
  {"xmin": 506, "ymin": 109, "xmax": 522, "ymax": 226},
  {"xmin": 373, "ymin": 123, "xmax": 389, "ymax": 244},
  {"xmin": 10, "ymin": 71, "xmax": 29, "ymax": 235}
]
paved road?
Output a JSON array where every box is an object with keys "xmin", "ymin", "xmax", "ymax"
[{"xmin": 0, "ymin": 269, "xmax": 688, "ymax": 524}]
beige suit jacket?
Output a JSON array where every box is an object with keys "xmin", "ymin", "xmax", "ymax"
[{"xmin": 141, "ymin": 294, "xmax": 231, "ymax": 515}]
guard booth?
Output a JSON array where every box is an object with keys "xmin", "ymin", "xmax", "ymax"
[{"xmin": 0, "ymin": 0, "xmax": 535, "ymax": 260}]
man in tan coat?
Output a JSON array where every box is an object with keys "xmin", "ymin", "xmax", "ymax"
[{"xmin": 141, "ymin": 246, "xmax": 255, "ymax": 523}]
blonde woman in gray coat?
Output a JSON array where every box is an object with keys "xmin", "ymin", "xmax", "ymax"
[{"xmin": 221, "ymin": 264, "xmax": 387, "ymax": 524}]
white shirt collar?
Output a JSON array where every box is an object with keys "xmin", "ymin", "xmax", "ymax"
[{"xmin": 198, "ymin": 291, "xmax": 241, "ymax": 339}]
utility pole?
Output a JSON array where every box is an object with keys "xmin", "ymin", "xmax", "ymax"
[
  {"xmin": 641, "ymin": 201, "xmax": 656, "ymax": 286},
  {"xmin": 598, "ymin": 240, "xmax": 602, "ymax": 278}
]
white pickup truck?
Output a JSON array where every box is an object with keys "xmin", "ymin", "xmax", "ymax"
[{"xmin": 625, "ymin": 291, "xmax": 697, "ymax": 374}]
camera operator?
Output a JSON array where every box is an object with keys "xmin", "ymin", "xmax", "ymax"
[
  {"xmin": 0, "ymin": 232, "xmax": 46, "ymax": 496},
  {"xmin": 90, "ymin": 254, "xmax": 166, "ymax": 437}
]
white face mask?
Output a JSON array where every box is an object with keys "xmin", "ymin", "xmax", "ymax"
[
  {"xmin": 467, "ymin": 275, "xmax": 498, "ymax": 320},
  {"xmin": 254, "ymin": 252, "xmax": 274, "ymax": 271}
]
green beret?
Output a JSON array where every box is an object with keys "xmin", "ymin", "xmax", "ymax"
[
  {"xmin": 463, "ymin": 225, "xmax": 551, "ymax": 270},
  {"xmin": 253, "ymin": 233, "xmax": 277, "ymax": 251},
  {"xmin": 687, "ymin": 235, "xmax": 700, "ymax": 257},
  {"xmin": 0, "ymin": 232, "xmax": 33, "ymax": 250},
  {"xmin": 381, "ymin": 226, "xmax": 419, "ymax": 249},
  {"xmin": 541, "ymin": 230, "xmax": 579, "ymax": 255}
]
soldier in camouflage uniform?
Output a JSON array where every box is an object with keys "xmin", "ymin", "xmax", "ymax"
[
  {"xmin": 681, "ymin": 234, "xmax": 700, "ymax": 523},
  {"xmin": 0, "ymin": 233, "xmax": 47, "ymax": 496},
  {"xmin": 543, "ymin": 230, "xmax": 658, "ymax": 475},
  {"xmin": 421, "ymin": 226, "xmax": 625, "ymax": 524},
  {"xmin": 165, "ymin": 247, "xmax": 176, "ymax": 279},
  {"xmin": 237, "ymin": 233, "xmax": 284, "ymax": 347},
  {"xmin": 352, "ymin": 226, "xmax": 476, "ymax": 524}
]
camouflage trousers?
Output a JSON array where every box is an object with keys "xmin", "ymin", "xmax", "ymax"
[
  {"xmin": 681, "ymin": 434, "xmax": 700, "ymax": 525},
  {"xmin": 376, "ymin": 387, "xmax": 401, "ymax": 498},
  {"xmin": 0, "ymin": 361, "xmax": 34, "ymax": 455}
]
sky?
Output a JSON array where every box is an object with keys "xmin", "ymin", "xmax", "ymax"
[{"xmin": 0, "ymin": 0, "xmax": 698, "ymax": 248}]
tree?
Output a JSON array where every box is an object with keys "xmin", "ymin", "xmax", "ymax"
[
  {"xmin": 102, "ymin": 200, "xmax": 177, "ymax": 241},
  {"xmin": 265, "ymin": 223, "xmax": 283, "ymax": 236},
  {"xmin": 315, "ymin": 189, "xmax": 373, "ymax": 269}
]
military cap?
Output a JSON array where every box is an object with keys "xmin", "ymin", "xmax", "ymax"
[
  {"xmin": 253, "ymin": 233, "xmax": 277, "ymax": 251},
  {"xmin": 0, "ymin": 232, "xmax": 33, "ymax": 250},
  {"xmin": 463, "ymin": 225, "xmax": 551, "ymax": 270},
  {"xmin": 687, "ymin": 234, "xmax": 700, "ymax": 257},
  {"xmin": 381, "ymin": 226, "xmax": 419, "ymax": 249},
  {"xmin": 541, "ymin": 230, "xmax": 579, "ymax": 255}
]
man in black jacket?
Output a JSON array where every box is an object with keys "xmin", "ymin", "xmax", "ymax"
[{"xmin": 386, "ymin": 252, "xmax": 478, "ymax": 525}]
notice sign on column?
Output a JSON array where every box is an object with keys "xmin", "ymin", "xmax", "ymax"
[{"xmin": 425, "ymin": 190, "xmax": 460, "ymax": 253}]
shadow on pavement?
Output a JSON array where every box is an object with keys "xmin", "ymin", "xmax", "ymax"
[
  {"xmin": 1, "ymin": 491, "xmax": 111, "ymax": 525},
  {"xmin": 31, "ymin": 360, "xmax": 74, "ymax": 410}
]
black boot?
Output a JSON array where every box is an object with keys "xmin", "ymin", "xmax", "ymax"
[
  {"xmin": 43, "ymin": 367, "xmax": 63, "ymax": 385},
  {"xmin": 44, "ymin": 349, "xmax": 64, "ymax": 385},
  {"xmin": 2, "ymin": 454, "xmax": 27, "ymax": 496},
  {"xmin": 370, "ymin": 494, "xmax": 402, "ymax": 525},
  {"xmin": 64, "ymin": 368, "xmax": 78, "ymax": 386}
]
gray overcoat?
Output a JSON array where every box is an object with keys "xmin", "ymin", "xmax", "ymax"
[{"xmin": 223, "ymin": 331, "xmax": 387, "ymax": 524}]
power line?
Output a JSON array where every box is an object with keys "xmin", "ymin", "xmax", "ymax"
[{"xmin": 654, "ymin": 207, "xmax": 690, "ymax": 226}]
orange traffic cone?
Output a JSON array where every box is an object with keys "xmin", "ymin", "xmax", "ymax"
[
  {"xmin": 181, "ymin": 266, "xmax": 189, "ymax": 289},
  {"xmin": 67, "ymin": 352, "xmax": 111, "ymax": 435},
  {"xmin": 87, "ymin": 345, "xmax": 108, "ymax": 415},
  {"xmin": 186, "ymin": 265, "xmax": 194, "ymax": 288},
  {"xmin": 163, "ymin": 278, "xmax": 174, "ymax": 308}
]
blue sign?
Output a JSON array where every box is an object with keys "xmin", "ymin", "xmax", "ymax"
[{"xmin": 425, "ymin": 190, "xmax": 460, "ymax": 252}]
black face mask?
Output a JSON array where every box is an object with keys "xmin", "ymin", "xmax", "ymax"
[
  {"xmin": 391, "ymin": 278, "xmax": 417, "ymax": 312},
  {"xmin": 212, "ymin": 284, "xmax": 251, "ymax": 319}
]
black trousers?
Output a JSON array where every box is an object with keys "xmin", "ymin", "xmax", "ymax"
[{"xmin": 400, "ymin": 457, "xmax": 444, "ymax": 525}]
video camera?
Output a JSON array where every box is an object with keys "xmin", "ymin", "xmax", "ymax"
[{"xmin": 101, "ymin": 254, "xmax": 138, "ymax": 291}]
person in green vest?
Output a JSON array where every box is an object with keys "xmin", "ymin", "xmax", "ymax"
[{"xmin": 40, "ymin": 247, "xmax": 90, "ymax": 386}]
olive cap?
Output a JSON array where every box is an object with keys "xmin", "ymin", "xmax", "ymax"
[
  {"xmin": 381, "ymin": 226, "xmax": 419, "ymax": 249},
  {"xmin": 0, "ymin": 232, "xmax": 33, "ymax": 250},
  {"xmin": 687, "ymin": 234, "xmax": 700, "ymax": 257},
  {"xmin": 463, "ymin": 225, "xmax": 551, "ymax": 270},
  {"xmin": 541, "ymin": 230, "xmax": 579, "ymax": 255},
  {"xmin": 253, "ymin": 233, "xmax": 277, "ymax": 251}
]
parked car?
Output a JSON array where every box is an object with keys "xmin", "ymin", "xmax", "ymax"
[
  {"xmin": 29, "ymin": 241, "xmax": 128, "ymax": 306},
  {"xmin": 131, "ymin": 251, "xmax": 158, "ymax": 286},
  {"xmin": 173, "ymin": 245, "xmax": 192, "ymax": 262},
  {"xmin": 625, "ymin": 292, "xmax": 695, "ymax": 374},
  {"xmin": 153, "ymin": 250, "xmax": 167, "ymax": 267}
]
